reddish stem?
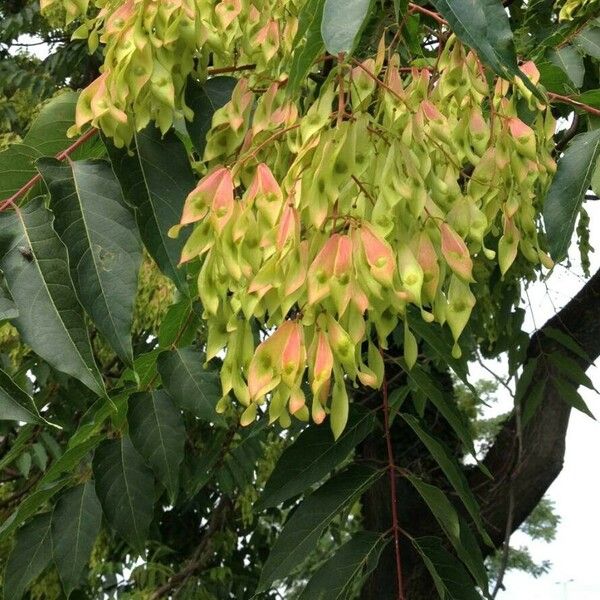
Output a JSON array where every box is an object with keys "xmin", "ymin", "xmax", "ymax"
[
  {"xmin": 408, "ymin": 2, "xmax": 448, "ymax": 25},
  {"xmin": 381, "ymin": 355, "xmax": 405, "ymax": 600},
  {"xmin": 0, "ymin": 127, "xmax": 99, "ymax": 212},
  {"xmin": 548, "ymin": 92, "xmax": 600, "ymax": 118}
]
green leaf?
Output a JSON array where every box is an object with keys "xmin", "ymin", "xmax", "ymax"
[
  {"xmin": 157, "ymin": 347, "xmax": 225, "ymax": 424},
  {"xmin": 0, "ymin": 425, "xmax": 35, "ymax": 471},
  {"xmin": 0, "ymin": 479, "xmax": 68, "ymax": 540},
  {"xmin": 0, "ymin": 367, "xmax": 56, "ymax": 426},
  {"xmin": 40, "ymin": 435, "xmax": 102, "ymax": 487},
  {"xmin": 537, "ymin": 61, "xmax": 572, "ymax": 95},
  {"xmin": 521, "ymin": 380, "xmax": 546, "ymax": 427},
  {"xmin": 128, "ymin": 390, "xmax": 185, "ymax": 502},
  {"xmin": 398, "ymin": 361, "xmax": 476, "ymax": 456},
  {"xmin": 288, "ymin": 0, "xmax": 326, "ymax": 94},
  {"xmin": 0, "ymin": 198, "xmax": 105, "ymax": 397},
  {"xmin": 407, "ymin": 308, "xmax": 470, "ymax": 385},
  {"xmin": 553, "ymin": 378, "xmax": 595, "ymax": 419},
  {"xmin": 548, "ymin": 45, "xmax": 584, "ymax": 88},
  {"xmin": 405, "ymin": 475, "xmax": 488, "ymax": 594},
  {"xmin": 0, "ymin": 289, "xmax": 18, "ymax": 321},
  {"xmin": 412, "ymin": 536, "xmax": 483, "ymax": 600},
  {"xmin": 105, "ymin": 125, "xmax": 196, "ymax": 293},
  {"xmin": 51, "ymin": 483, "xmax": 102, "ymax": 598},
  {"xmin": 0, "ymin": 92, "xmax": 79, "ymax": 200},
  {"xmin": 257, "ymin": 465, "xmax": 382, "ymax": 592},
  {"xmin": 321, "ymin": 0, "xmax": 372, "ymax": 55},
  {"xmin": 592, "ymin": 157, "xmax": 600, "ymax": 196},
  {"xmin": 574, "ymin": 26, "xmax": 600, "ymax": 59},
  {"xmin": 92, "ymin": 436, "xmax": 155, "ymax": 551},
  {"xmin": 298, "ymin": 531, "xmax": 389, "ymax": 600},
  {"xmin": 430, "ymin": 0, "xmax": 529, "ymax": 94},
  {"xmin": 158, "ymin": 299, "xmax": 200, "ymax": 348},
  {"xmin": 543, "ymin": 326, "xmax": 590, "ymax": 361},
  {"xmin": 548, "ymin": 352, "xmax": 596, "ymax": 391},
  {"xmin": 185, "ymin": 77, "xmax": 237, "ymax": 156},
  {"xmin": 38, "ymin": 158, "xmax": 142, "ymax": 364},
  {"xmin": 3, "ymin": 513, "xmax": 53, "ymax": 600},
  {"xmin": 257, "ymin": 406, "xmax": 375, "ymax": 509},
  {"xmin": 543, "ymin": 128, "xmax": 600, "ymax": 260},
  {"xmin": 400, "ymin": 414, "xmax": 491, "ymax": 545}
]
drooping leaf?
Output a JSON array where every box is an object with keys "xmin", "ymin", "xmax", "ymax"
[
  {"xmin": 543, "ymin": 128, "xmax": 600, "ymax": 260},
  {"xmin": 288, "ymin": 0, "xmax": 326, "ymax": 94},
  {"xmin": 0, "ymin": 425, "xmax": 35, "ymax": 472},
  {"xmin": 0, "ymin": 199, "xmax": 105, "ymax": 397},
  {"xmin": 321, "ymin": 0, "xmax": 371, "ymax": 55},
  {"xmin": 0, "ymin": 286, "xmax": 18, "ymax": 321},
  {"xmin": 0, "ymin": 367, "xmax": 55, "ymax": 426},
  {"xmin": 185, "ymin": 76, "xmax": 237, "ymax": 156},
  {"xmin": 543, "ymin": 326, "xmax": 590, "ymax": 361},
  {"xmin": 0, "ymin": 92, "xmax": 79, "ymax": 199},
  {"xmin": 0, "ymin": 479, "xmax": 68, "ymax": 540},
  {"xmin": 553, "ymin": 377, "xmax": 595, "ymax": 419},
  {"xmin": 128, "ymin": 390, "xmax": 185, "ymax": 502},
  {"xmin": 105, "ymin": 125, "xmax": 196, "ymax": 293},
  {"xmin": 398, "ymin": 360, "xmax": 476, "ymax": 456},
  {"xmin": 405, "ymin": 475, "xmax": 489, "ymax": 594},
  {"xmin": 158, "ymin": 299, "xmax": 200, "ymax": 348},
  {"xmin": 92, "ymin": 436, "xmax": 155, "ymax": 551},
  {"xmin": 257, "ymin": 465, "xmax": 382, "ymax": 592},
  {"xmin": 574, "ymin": 26, "xmax": 600, "ymax": 59},
  {"xmin": 157, "ymin": 347, "xmax": 225, "ymax": 424},
  {"xmin": 38, "ymin": 158, "xmax": 142, "ymax": 364},
  {"xmin": 3, "ymin": 513, "xmax": 53, "ymax": 600},
  {"xmin": 412, "ymin": 536, "xmax": 483, "ymax": 600},
  {"xmin": 407, "ymin": 307, "xmax": 470, "ymax": 384},
  {"xmin": 40, "ymin": 435, "xmax": 103, "ymax": 487},
  {"xmin": 430, "ymin": 0, "xmax": 530, "ymax": 93},
  {"xmin": 217, "ymin": 421, "xmax": 269, "ymax": 493},
  {"xmin": 257, "ymin": 406, "xmax": 375, "ymax": 509},
  {"xmin": 548, "ymin": 352, "xmax": 596, "ymax": 391},
  {"xmin": 548, "ymin": 45, "xmax": 585, "ymax": 88},
  {"xmin": 298, "ymin": 531, "xmax": 389, "ymax": 600},
  {"xmin": 401, "ymin": 414, "xmax": 491, "ymax": 545},
  {"xmin": 51, "ymin": 483, "xmax": 102, "ymax": 598}
]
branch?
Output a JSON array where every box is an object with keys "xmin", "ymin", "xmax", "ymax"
[
  {"xmin": 149, "ymin": 498, "xmax": 232, "ymax": 598},
  {"xmin": 470, "ymin": 268, "xmax": 600, "ymax": 547},
  {"xmin": 548, "ymin": 92, "xmax": 600, "ymax": 118},
  {"xmin": 0, "ymin": 127, "xmax": 98, "ymax": 212}
]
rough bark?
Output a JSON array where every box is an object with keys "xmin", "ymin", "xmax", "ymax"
[{"xmin": 360, "ymin": 268, "xmax": 600, "ymax": 599}]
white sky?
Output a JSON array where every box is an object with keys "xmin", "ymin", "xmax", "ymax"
[{"xmin": 478, "ymin": 201, "xmax": 600, "ymax": 600}]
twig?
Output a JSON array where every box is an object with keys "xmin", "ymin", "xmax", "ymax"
[
  {"xmin": 0, "ymin": 127, "xmax": 99, "ymax": 212},
  {"xmin": 548, "ymin": 92, "xmax": 600, "ymax": 118},
  {"xmin": 150, "ymin": 498, "xmax": 232, "ymax": 598},
  {"xmin": 381, "ymin": 351, "xmax": 406, "ymax": 600}
]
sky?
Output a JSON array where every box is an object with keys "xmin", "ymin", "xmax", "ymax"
[
  {"xmin": 11, "ymin": 33, "xmax": 600, "ymax": 600},
  {"xmin": 478, "ymin": 200, "xmax": 600, "ymax": 600}
]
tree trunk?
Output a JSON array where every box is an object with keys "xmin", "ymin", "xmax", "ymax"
[{"xmin": 360, "ymin": 268, "xmax": 600, "ymax": 599}]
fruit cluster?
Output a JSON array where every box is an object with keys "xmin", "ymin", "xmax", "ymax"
[
  {"xmin": 172, "ymin": 37, "xmax": 555, "ymax": 435},
  {"xmin": 41, "ymin": 0, "xmax": 298, "ymax": 146},
  {"xmin": 41, "ymin": 0, "xmax": 557, "ymax": 436}
]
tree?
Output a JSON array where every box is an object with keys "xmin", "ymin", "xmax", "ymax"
[{"xmin": 0, "ymin": 0, "xmax": 599, "ymax": 599}]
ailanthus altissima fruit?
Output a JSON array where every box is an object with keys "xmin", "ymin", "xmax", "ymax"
[{"xmin": 42, "ymin": 0, "xmax": 557, "ymax": 437}]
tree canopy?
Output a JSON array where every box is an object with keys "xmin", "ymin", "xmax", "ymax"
[{"xmin": 0, "ymin": 0, "xmax": 599, "ymax": 599}]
